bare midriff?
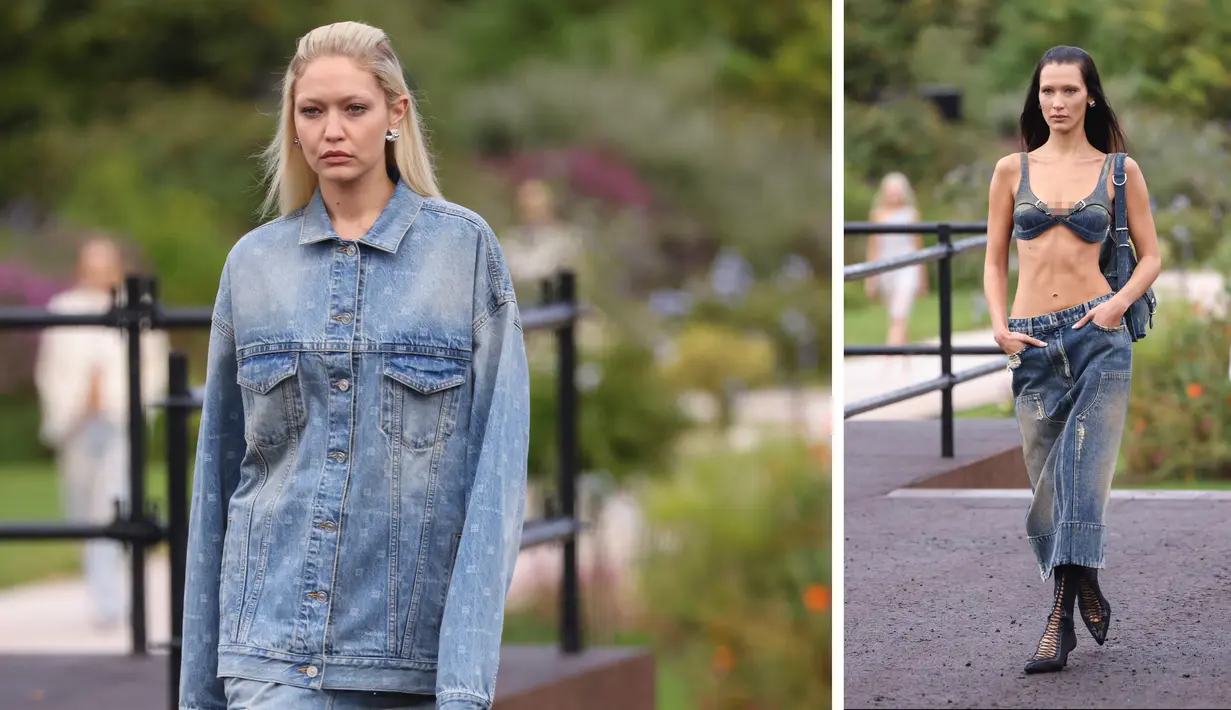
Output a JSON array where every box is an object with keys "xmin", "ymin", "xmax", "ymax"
[{"xmin": 1010, "ymin": 226, "xmax": 1112, "ymax": 318}]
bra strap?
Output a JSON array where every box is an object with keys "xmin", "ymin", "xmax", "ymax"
[
  {"xmin": 1016, "ymin": 152, "xmax": 1032, "ymax": 200},
  {"xmin": 1094, "ymin": 152, "xmax": 1114, "ymax": 197}
]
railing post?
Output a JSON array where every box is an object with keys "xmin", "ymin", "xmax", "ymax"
[
  {"xmin": 937, "ymin": 225, "xmax": 955, "ymax": 458},
  {"xmin": 123, "ymin": 275, "xmax": 151, "ymax": 654},
  {"xmin": 166, "ymin": 352, "xmax": 190, "ymax": 710},
  {"xmin": 555, "ymin": 270, "xmax": 582, "ymax": 654}
]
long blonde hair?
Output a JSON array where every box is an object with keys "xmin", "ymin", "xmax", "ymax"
[
  {"xmin": 259, "ymin": 21, "xmax": 443, "ymax": 218},
  {"xmin": 870, "ymin": 171, "xmax": 917, "ymax": 219}
]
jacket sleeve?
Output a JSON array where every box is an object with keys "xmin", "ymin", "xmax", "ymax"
[
  {"xmin": 32, "ymin": 298, "xmax": 92, "ymax": 448},
  {"xmin": 179, "ymin": 261, "xmax": 245, "ymax": 710},
  {"xmin": 435, "ymin": 225, "xmax": 530, "ymax": 709}
]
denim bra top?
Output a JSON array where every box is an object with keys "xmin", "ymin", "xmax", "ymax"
[{"xmin": 1012, "ymin": 151, "xmax": 1113, "ymax": 243}]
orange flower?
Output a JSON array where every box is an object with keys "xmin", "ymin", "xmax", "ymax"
[
  {"xmin": 804, "ymin": 583, "xmax": 830, "ymax": 612},
  {"xmin": 1188, "ymin": 383, "xmax": 1205, "ymax": 399},
  {"xmin": 712, "ymin": 644, "xmax": 735, "ymax": 672},
  {"xmin": 1133, "ymin": 418, "xmax": 1147, "ymax": 433}
]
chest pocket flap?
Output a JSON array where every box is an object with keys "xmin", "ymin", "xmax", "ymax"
[
  {"xmin": 381, "ymin": 354, "xmax": 468, "ymax": 450},
  {"xmin": 236, "ymin": 351, "xmax": 304, "ymax": 446}
]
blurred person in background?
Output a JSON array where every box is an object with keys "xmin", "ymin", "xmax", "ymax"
[
  {"xmin": 33, "ymin": 234, "xmax": 169, "ymax": 629},
  {"xmin": 179, "ymin": 20, "xmax": 529, "ymax": 710},
  {"xmin": 504, "ymin": 178, "xmax": 581, "ymax": 288},
  {"xmin": 983, "ymin": 45, "xmax": 1161, "ymax": 675},
  {"xmin": 863, "ymin": 172, "xmax": 925, "ymax": 370}
]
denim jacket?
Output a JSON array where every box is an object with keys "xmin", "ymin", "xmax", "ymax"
[{"xmin": 179, "ymin": 179, "xmax": 530, "ymax": 710}]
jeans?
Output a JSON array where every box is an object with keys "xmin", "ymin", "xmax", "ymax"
[
  {"xmin": 223, "ymin": 678, "xmax": 435, "ymax": 709},
  {"xmin": 58, "ymin": 416, "xmax": 129, "ymax": 625},
  {"xmin": 1007, "ymin": 293, "xmax": 1132, "ymax": 579}
]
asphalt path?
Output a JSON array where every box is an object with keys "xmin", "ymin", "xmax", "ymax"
[{"xmin": 845, "ymin": 423, "xmax": 1231, "ymax": 709}]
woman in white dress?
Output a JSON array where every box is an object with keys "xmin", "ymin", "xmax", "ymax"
[
  {"xmin": 33, "ymin": 236, "xmax": 169, "ymax": 628},
  {"xmin": 864, "ymin": 172, "xmax": 926, "ymax": 364}
]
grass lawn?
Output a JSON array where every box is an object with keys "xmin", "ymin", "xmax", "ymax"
[
  {"xmin": 845, "ymin": 282, "xmax": 997, "ymax": 347},
  {"xmin": 0, "ymin": 460, "xmax": 170, "ymax": 589}
]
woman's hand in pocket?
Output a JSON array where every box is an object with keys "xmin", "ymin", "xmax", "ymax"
[{"xmin": 994, "ymin": 329, "xmax": 1047, "ymax": 356}]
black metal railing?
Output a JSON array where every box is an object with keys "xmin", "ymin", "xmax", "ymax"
[
  {"xmin": 0, "ymin": 270, "xmax": 586, "ymax": 710},
  {"xmin": 844, "ymin": 221, "xmax": 1005, "ymax": 457}
]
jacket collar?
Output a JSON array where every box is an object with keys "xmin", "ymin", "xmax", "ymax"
[{"xmin": 298, "ymin": 178, "xmax": 424, "ymax": 253}]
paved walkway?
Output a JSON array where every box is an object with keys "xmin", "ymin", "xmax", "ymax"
[
  {"xmin": 845, "ymin": 272, "xmax": 1231, "ymax": 707},
  {"xmin": 844, "ymin": 328, "xmax": 1008, "ymax": 420},
  {"xmin": 845, "ymin": 466, "xmax": 1231, "ymax": 708}
]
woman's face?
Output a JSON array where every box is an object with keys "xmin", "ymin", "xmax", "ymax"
[
  {"xmin": 881, "ymin": 181, "xmax": 904, "ymax": 206},
  {"xmin": 77, "ymin": 239, "xmax": 123, "ymax": 291},
  {"xmin": 1038, "ymin": 62, "xmax": 1089, "ymax": 134},
  {"xmin": 292, "ymin": 56, "xmax": 407, "ymax": 186}
]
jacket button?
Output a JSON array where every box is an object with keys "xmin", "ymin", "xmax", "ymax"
[
  {"xmin": 335, "ymin": 312, "xmax": 353, "ymax": 324},
  {"xmin": 305, "ymin": 665, "xmax": 319, "ymax": 678},
  {"xmin": 336, "ymin": 379, "xmax": 350, "ymax": 391}
]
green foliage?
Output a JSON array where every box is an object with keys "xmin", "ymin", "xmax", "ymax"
[
  {"xmin": 0, "ymin": 389, "xmax": 50, "ymax": 465},
  {"xmin": 454, "ymin": 58, "xmax": 829, "ymax": 271},
  {"xmin": 848, "ymin": 0, "xmax": 1231, "ymax": 123},
  {"xmin": 637, "ymin": 437, "xmax": 831, "ymax": 709},
  {"xmin": 846, "ymin": 0, "xmax": 1231, "ymax": 277},
  {"xmin": 528, "ymin": 336, "xmax": 691, "ymax": 486},
  {"xmin": 2, "ymin": 0, "xmax": 826, "ymax": 488},
  {"xmin": 1120, "ymin": 301, "xmax": 1231, "ymax": 484},
  {"xmin": 661, "ymin": 322, "xmax": 777, "ymax": 424},
  {"xmin": 844, "ymin": 97, "xmax": 978, "ymax": 187}
]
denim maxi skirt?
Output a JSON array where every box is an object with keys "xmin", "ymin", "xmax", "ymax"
[{"xmin": 1006, "ymin": 293, "xmax": 1133, "ymax": 580}]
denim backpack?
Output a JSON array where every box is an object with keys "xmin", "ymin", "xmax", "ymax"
[{"xmin": 1097, "ymin": 151, "xmax": 1156, "ymax": 341}]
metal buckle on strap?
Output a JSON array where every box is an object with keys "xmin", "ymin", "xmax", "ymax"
[
  {"xmin": 1113, "ymin": 174, "xmax": 1127, "ymax": 186},
  {"xmin": 1074, "ymin": 199, "xmax": 1086, "ymax": 211}
]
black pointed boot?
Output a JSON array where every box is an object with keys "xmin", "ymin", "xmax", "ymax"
[
  {"xmin": 1024, "ymin": 565, "xmax": 1078, "ymax": 674},
  {"xmin": 1076, "ymin": 566, "xmax": 1111, "ymax": 645}
]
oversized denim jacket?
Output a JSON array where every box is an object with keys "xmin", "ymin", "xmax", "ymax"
[{"xmin": 179, "ymin": 179, "xmax": 530, "ymax": 710}]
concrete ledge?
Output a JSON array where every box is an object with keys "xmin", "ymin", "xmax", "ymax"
[
  {"xmin": 0, "ymin": 645, "xmax": 656, "ymax": 710},
  {"xmin": 903, "ymin": 441, "xmax": 1027, "ymax": 490},
  {"xmin": 845, "ymin": 418, "xmax": 1027, "ymax": 497},
  {"xmin": 495, "ymin": 645, "xmax": 655, "ymax": 710}
]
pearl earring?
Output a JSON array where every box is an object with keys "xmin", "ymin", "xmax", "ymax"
[{"xmin": 385, "ymin": 128, "xmax": 400, "ymax": 142}]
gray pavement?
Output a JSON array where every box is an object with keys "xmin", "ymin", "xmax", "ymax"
[{"xmin": 845, "ymin": 440, "xmax": 1231, "ymax": 708}]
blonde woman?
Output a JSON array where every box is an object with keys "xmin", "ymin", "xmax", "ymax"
[
  {"xmin": 864, "ymin": 172, "xmax": 926, "ymax": 356},
  {"xmin": 179, "ymin": 21, "xmax": 530, "ymax": 710},
  {"xmin": 34, "ymin": 236, "xmax": 169, "ymax": 629}
]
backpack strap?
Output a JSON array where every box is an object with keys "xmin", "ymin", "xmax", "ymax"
[{"xmin": 1112, "ymin": 152, "xmax": 1130, "ymax": 291}]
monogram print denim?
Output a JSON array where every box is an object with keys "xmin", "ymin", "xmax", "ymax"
[
  {"xmin": 1007, "ymin": 293, "xmax": 1132, "ymax": 580},
  {"xmin": 179, "ymin": 179, "xmax": 530, "ymax": 710}
]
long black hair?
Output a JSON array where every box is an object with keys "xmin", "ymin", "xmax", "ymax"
[{"xmin": 1019, "ymin": 46, "xmax": 1128, "ymax": 154}]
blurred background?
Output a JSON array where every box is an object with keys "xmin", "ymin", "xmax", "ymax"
[
  {"xmin": 843, "ymin": 0, "xmax": 1231, "ymax": 486},
  {"xmin": 0, "ymin": 2, "xmax": 830, "ymax": 708}
]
